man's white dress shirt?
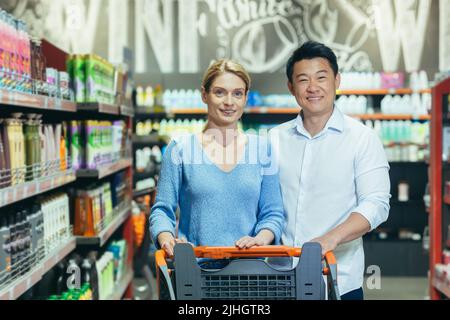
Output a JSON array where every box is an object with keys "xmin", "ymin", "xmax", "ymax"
[{"xmin": 269, "ymin": 107, "xmax": 391, "ymax": 295}]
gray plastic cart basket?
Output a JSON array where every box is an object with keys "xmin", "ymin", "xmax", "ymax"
[{"xmin": 155, "ymin": 242, "xmax": 340, "ymax": 300}]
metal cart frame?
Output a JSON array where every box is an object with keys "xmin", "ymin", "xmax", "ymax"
[{"xmin": 155, "ymin": 242, "xmax": 340, "ymax": 300}]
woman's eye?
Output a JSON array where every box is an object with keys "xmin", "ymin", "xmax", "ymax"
[
  {"xmin": 233, "ymin": 91, "xmax": 244, "ymax": 98},
  {"xmin": 214, "ymin": 90, "xmax": 225, "ymax": 97}
]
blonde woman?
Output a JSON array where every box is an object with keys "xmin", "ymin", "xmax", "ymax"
[{"xmin": 150, "ymin": 59, "xmax": 285, "ymax": 258}]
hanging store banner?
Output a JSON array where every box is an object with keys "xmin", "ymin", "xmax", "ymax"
[{"xmin": 4, "ymin": 0, "xmax": 446, "ymax": 75}]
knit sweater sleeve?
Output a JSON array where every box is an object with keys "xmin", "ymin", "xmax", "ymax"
[
  {"xmin": 254, "ymin": 138, "xmax": 286, "ymax": 244},
  {"xmin": 149, "ymin": 140, "xmax": 182, "ymax": 247}
]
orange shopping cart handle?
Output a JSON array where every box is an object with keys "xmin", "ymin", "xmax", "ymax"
[
  {"xmin": 155, "ymin": 245, "xmax": 337, "ymax": 270},
  {"xmin": 194, "ymin": 246, "xmax": 302, "ymax": 259}
]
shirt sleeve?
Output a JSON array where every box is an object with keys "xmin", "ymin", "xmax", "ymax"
[
  {"xmin": 149, "ymin": 140, "xmax": 182, "ymax": 247},
  {"xmin": 353, "ymin": 130, "xmax": 391, "ymax": 231},
  {"xmin": 254, "ymin": 138, "xmax": 286, "ymax": 244}
]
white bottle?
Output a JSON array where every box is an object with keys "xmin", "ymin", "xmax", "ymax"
[
  {"xmin": 419, "ymin": 70, "xmax": 429, "ymax": 90},
  {"xmin": 136, "ymin": 86, "xmax": 145, "ymax": 107},
  {"xmin": 410, "ymin": 72, "xmax": 419, "ymax": 91},
  {"xmin": 411, "ymin": 93, "xmax": 422, "ymax": 116},
  {"xmin": 163, "ymin": 90, "xmax": 172, "ymax": 111},
  {"xmin": 152, "ymin": 146, "xmax": 163, "ymax": 164},
  {"xmin": 357, "ymin": 96, "xmax": 367, "ymax": 114},
  {"xmin": 144, "ymin": 86, "xmax": 155, "ymax": 107},
  {"xmin": 381, "ymin": 95, "xmax": 391, "ymax": 114}
]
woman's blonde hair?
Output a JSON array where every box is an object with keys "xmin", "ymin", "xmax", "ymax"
[{"xmin": 201, "ymin": 59, "xmax": 251, "ymax": 93}]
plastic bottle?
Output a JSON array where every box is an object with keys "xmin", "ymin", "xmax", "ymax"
[
  {"xmin": 0, "ymin": 213, "xmax": 11, "ymax": 279},
  {"xmin": 144, "ymin": 86, "xmax": 154, "ymax": 107}
]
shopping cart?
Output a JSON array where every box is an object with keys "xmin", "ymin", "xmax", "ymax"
[{"xmin": 155, "ymin": 242, "xmax": 340, "ymax": 300}]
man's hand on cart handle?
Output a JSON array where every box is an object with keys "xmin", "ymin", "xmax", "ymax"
[
  {"xmin": 310, "ymin": 234, "xmax": 339, "ymax": 258},
  {"xmin": 235, "ymin": 229, "xmax": 275, "ymax": 249}
]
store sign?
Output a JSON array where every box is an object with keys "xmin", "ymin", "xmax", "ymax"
[
  {"xmin": 440, "ymin": 0, "xmax": 450, "ymax": 72},
  {"xmin": 7, "ymin": 0, "xmax": 447, "ymax": 74},
  {"xmin": 373, "ymin": 0, "xmax": 431, "ymax": 72}
]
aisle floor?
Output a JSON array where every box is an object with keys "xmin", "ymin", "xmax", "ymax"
[
  {"xmin": 363, "ymin": 277, "xmax": 429, "ymax": 300},
  {"xmin": 133, "ymin": 276, "xmax": 430, "ymax": 300}
]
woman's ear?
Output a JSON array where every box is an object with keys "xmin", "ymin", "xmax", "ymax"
[{"xmin": 201, "ymin": 87, "xmax": 208, "ymax": 104}]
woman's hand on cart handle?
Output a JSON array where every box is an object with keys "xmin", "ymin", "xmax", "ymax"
[
  {"xmin": 158, "ymin": 232, "xmax": 177, "ymax": 257},
  {"xmin": 235, "ymin": 230, "xmax": 275, "ymax": 249}
]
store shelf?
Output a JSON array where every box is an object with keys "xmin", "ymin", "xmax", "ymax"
[
  {"xmin": 444, "ymin": 195, "xmax": 450, "ymax": 205},
  {"xmin": 0, "ymin": 170, "xmax": 76, "ymax": 209},
  {"xmin": 161, "ymin": 107, "xmax": 431, "ymax": 120},
  {"xmin": 76, "ymin": 158, "xmax": 132, "ymax": 179},
  {"xmin": 77, "ymin": 102, "xmax": 120, "ymax": 115},
  {"xmin": 390, "ymin": 199, "xmax": 425, "ymax": 206},
  {"xmin": 133, "ymin": 187, "xmax": 155, "ymax": 198},
  {"xmin": 132, "ymin": 134, "xmax": 164, "ymax": 144},
  {"xmin": 171, "ymin": 108, "xmax": 207, "ymax": 115},
  {"xmin": 0, "ymin": 89, "xmax": 76, "ymax": 112},
  {"xmin": 104, "ymin": 268, "xmax": 134, "ymax": 300},
  {"xmin": 352, "ymin": 114, "xmax": 430, "ymax": 121},
  {"xmin": 76, "ymin": 205, "xmax": 132, "ymax": 246},
  {"xmin": 432, "ymin": 276, "xmax": 450, "ymax": 298},
  {"xmin": 135, "ymin": 106, "xmax": 166, "ymax": 115},
  {"xmin": 446, "ymin": 240, "xmax": 450, "ymax": 249},
  {"xmin": 132, "ymin": 134, "xmax": 170, "ymax": 144},
  {"xmin": 120, "ymin": 105, "xmax": 135, "ymax": 118},
  {"xmin": 245, "ymin": 107, "xmax": 299, "ymax": 114},
  {"xmin": 336, "ymin": 88, "xmax": 431, "ymax": 95},
  {"xmin": 134, "ymin": 171, "xmax": 156, "ymax": 180},
  {"xmin": 0, "ymin": 237, "xmax": 76, "ymax": 300}
]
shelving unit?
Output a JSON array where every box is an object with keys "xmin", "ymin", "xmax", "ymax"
[
  {"xmin": 432, "ymin": 276, "xmax": 450, "ymax": 298},
  {"xmin": 445, "ymin": 196, "xmax": 450, "ymax": 206},
  {"xmin": 132, "ymin": 134, "xmax": 166, "ymax": 145},
  {"xmin": 0, "ymin": 89, "xmax": 77, "ymax": 112},
  {"xmin": 77, "ymin": 102, "xmax": 120, "ymax": 115},
  {"xmin": 0, "ymin": 86, "xmax": 134, "ymax": 299},
  {"xmin": 139, "ymin": 107, "xmax": 429, "ymax": 121},
  {"xmin": 336, "ymin": 88, "xmax": 431, "ymax": 95},
  {"xmin": 0, "ymin": 237, "xmax": 76, "ymax": 300},
  {"xmin": 0, "ymin": 82, "xmax": 83, "ymax": 299},
  {"xmin": 133, "ymin": 187, "xmax": 156, "ymax": 198},
  {"xmin": 76, "ymin": 205, "xmax": 132, "ymax": 246},
  {"xmin": 0, "ymin": 169, "xmax": 76, "ymax": 208},
  {"xmin": 76, "ymin": 158, "xmax": 132, "ymax": 179},
  {"xmin": 105, "ymin": 268, "xmax": 134, "ymax": 300},
  {"xmin": 429, "ymin": 77, "xmax": 450, "ymax": 300}
]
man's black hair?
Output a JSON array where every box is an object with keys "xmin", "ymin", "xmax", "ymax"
[{"xmin": 286, "ymin": 41, "xmax": 339, "ymax": 83}]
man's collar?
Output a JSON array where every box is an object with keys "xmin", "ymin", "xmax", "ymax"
[{"xmin": 295, "ymin": 106, "xmax": 344, "ymax": 138}]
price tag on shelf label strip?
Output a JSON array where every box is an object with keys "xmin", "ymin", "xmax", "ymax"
[
  {"xmin": 26, "ymin": 277, "xmax": 32, "ymax": 291},
  {"xmin": 7, "ymin": 190, "xmax": 14, "ymax": 204},
  {"xmin": 9, "ymin": 91, "xmax": 14, "ymax": 102},
  {"xmin": 44, "ymin": 97, "xmax": 48, "ymax": 109},
  {"xmin": 388, "ymin": 88, "xmax": 396, "ymax": 94},
  {"xmin": 23, "ymin": 185, "xmax": 29, "ymax": 198},
  {"xmin": 0, "ymin": 191, "xmax": 5, "ymax": 207}
]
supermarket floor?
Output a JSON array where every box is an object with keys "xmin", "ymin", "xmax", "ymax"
[
  {"xmin": 364, "ymin": 277, "xmax": 429, "ymax": 300},
  {"xmin": 131, "ymin": 276, "xmax": 430, "ymax": 300}
]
